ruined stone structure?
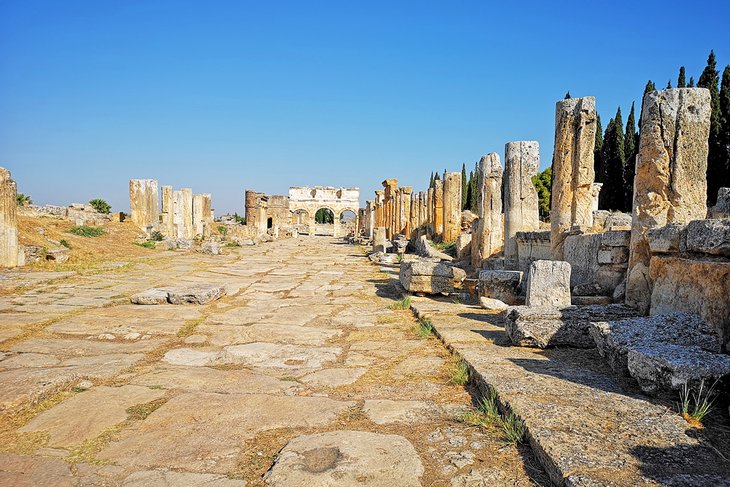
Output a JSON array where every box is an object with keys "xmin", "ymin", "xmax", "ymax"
[
  {"xmin": 504, "ymin": 142, "xmax": 540, "ymax": 262},
  {"xmin": 433, "ymin": 179, "xmax": 444, "ymax": 238},
  {"xmin": 625, "ymin": 88, "xmax": 711, "ymax": 313},
  {"xmin": 245, "ymin": 191, "xmax": 291, "ymax": 237},
  {"xmin": 288, "ymin": 186, "xmax": 360, "ymax": 238},
  {"xmin": 129, "ymin": 179, "xmax": 159, "ymax": 233},
  {"xmin": 471, "ymin": 154, "xmax": 503, "ymax": 268},
  {"xmin": 160, "ymin": 186, "xmax": 175, "ymax": 237},
  {"xmin": 550, "ymin": 96, "xmax": 597, "ymax": 260},
  {"xmin": 442, "ymin": 172, "xmax": 462, "ymax": 242},
  {"xmin": 193, "ymin": 194, "xmax": 213, "ymax": 238},
  {"xmin": 0, "ymin": 168, "xmax": 19, "ymax": 267}
]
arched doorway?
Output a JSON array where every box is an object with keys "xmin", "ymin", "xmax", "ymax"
[
  {"xmin": 339, "ymin": 209, "xmax": 357, "ymax": 237},
  {"xmin": 314, "ymin": 208, "xmax": 335, "ymax": 236}
]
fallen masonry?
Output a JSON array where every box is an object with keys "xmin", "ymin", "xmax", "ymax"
[{"xmin": 131, "ymin": 285, "xmax": 226, "ymax": 305}]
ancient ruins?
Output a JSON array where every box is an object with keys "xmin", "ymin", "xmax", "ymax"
[{"xmin": 1, "ymin": 86, "xmax": 729, "ymax": 486}]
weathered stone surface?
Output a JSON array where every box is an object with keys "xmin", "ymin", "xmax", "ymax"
[
  {"xmin": 472, "ymin": 153, "xmax": 503, "ymax": 268},
  {"xmin": 131, "ymin": 366, "xmax": 296, "ymax": 395},
  {"xmin": 263, "ymin": 431, "xmax": 424, "ymax": 486},
  {"xmin": 649, "ymin": 255, "xmax": 730, "ymax": 350},
  {"xmin": 505, "ymin": 304, "xmax": 637, "ymax": 348},
  {"xmin": 455, "ymin": 232, "xmax": 471, "ymax": 259},
  {"xmin": 201, "ymin": 241, "xmax": 223, "ymax": 255},
  {"xmin": 299, "ymin": 368, "xmax": 367, "ymax": 387},
  {"xmin": 130, "ymin": 289, "xmax": 169, "ymax": 305},
  {"xmin": 19, "ymin": 385, "xmax": 165, "ymax": 447},
  {"xmin": 399, "ymin": 259, "xmax": 466, "ymax": 294},
  {"xmin": 98, "ymin": 393, "xmax": 353, "ymax": 473},
  {"xmin": 372, "ymin": 227, "xmax": 387, "ymax": 253},
  {"xmin": 589, "ymin": 313, "xmax": 722, "ymax": 378},
  {"xmin": 550, "ymin": 96, "xmax": 597, "ymax": 260},
  {"xmin": 433, "ymin": 179, "xmax": 444, "ymax": 237},
  {"xmin": 362, "ymin": 399, "xmax": 433, "ymax": 424},
  {"xmin": 710, "ymin": 187, "xmax": 730, "ymax": 218},
  {"xmin": 647, "ymin": 223, "xmax": 686, "ymax": 254},
  {"xmin": 166, "ymin": 284, "xmax": 226, "ymax": 305},
  {"xmin": 477, "ymin": 270, "xmax": 522, "ymax": 305},
  {"xmin": 129, "ymin": 179, "xmax": 159, "ymax": 233},
  {"xmin": 442, "ymin": 172, "xmax": 462, "ymax": 242},
  {"xmin": 479, "ymin": 296, "xmax": 509, "ymax": 311},
  {"xmin": 627, "ymin": 88, "xmax": 711, "ymax": 313},
  {"xmin": 0, "ymin": 167, "xmax": 19, "ymax": 267},
  {"xmin": 525, "ymin": 260, "xmax": 571, "ymax": 307},
  {"xmin": 503, "ymin": 142, "xmax": 540, "ymax": 261},
  {"xmin": 414, "ymin": 235, "xmax": 452, "ymax": 261},
  {"xmin": 122, "ymin": 469, "xmax": 246, "ymax": 487},
  {"xmin": 0, "ymin": 454, "xmax": 76, "ymax": 487},
  {"xmin": 683, "ymin": 219, "xmax": 730, "ymax": 256}
]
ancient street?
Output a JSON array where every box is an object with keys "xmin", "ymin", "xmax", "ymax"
[{"xmin": 0, "ymin": 238, "xmax": 547, "ymax": 486}]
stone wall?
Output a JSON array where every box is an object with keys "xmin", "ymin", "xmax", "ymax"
[
  {"xmin": 513, "ymin": 231, "xmax": 551, "ymax": 272},
  {"xmin": 564, "ymin": 230, "xmax": 629, "ymax": 296}
]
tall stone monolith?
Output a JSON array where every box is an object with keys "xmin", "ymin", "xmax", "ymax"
[
  {"xmin": 161, "ymin": 185, "xmax": 175, "ymax": 237},
  {"xmin": 410, "ymin": 195, "xmax": 419, "ymax": 236},
  {"xmin": 193, "ymin": 193, "xmax": 213, "ymax": 238},
  {"xmin": 373, "ymin": 227, "xmax": 387, "ymax": 253},
  {"xmin": 433, "ymin": 179, "xmax": 444, "ymax": 238},
  {"xmin": 0, "ymin": 168, "xmax": 19, "ymax": 267},
  {"xmin": 382, "ymin": 179, "xmax": 398, "ymax": 238},
  {"xmin": 374, "ymin": 190, "xmax": 384, "ymax": 228},
  {"xmin": 401, "ymin": 187, "xmax": 413, "ymax": 237},
  {"xmin": 427, "ymin": 187, "xmax": 435, "ymax": 237},
  {"xmin": 129, "ymin": 179, "xmax": 159, "ymax": 232},
  {"xmin": 443, "ymin": 172, "xmax": 462, "ymax": 242},
  {"xmin": 472, "ymin": 154, "xmax": 503, "ymax": 268},
  {"xmin": 504, "ymin": 142, "xmax": 540, "ymax": 261},
  {"xmin": 626, "ymin": 88, "xmax": 711, "ymax": 313},
  {"xmin": 550, "ymin": 96, "xmax": 597, "ymax": 260}
]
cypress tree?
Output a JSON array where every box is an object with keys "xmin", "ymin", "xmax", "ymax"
[
  {"xmin": 638, "ymin": 80, "xmax": 656, "ymax": 130},
  {"xmin": 429, "ymin": 172, "xmax": 434, "ymax": 189},
  {"xmin": 434, "ymin": 172, "xmax": 440, "ymax": 181},
  {"xmin": 469, "ymin": 169, "xmax": 478, "ymax": 213},
  {"xmin": 461, "ymin": 163, "xmax": 468, "ymax": 209},
  {"xmin": 698, "ymin": 50, "xmax": 722, "ymax": 204},
  {"xmin": 594, "ymin": 113, "xmax": 603, "ymax": 180},
  {"xmin": 464, "ymin": 171, "xmax": 474, "ymax": 212},
  {"xmin": 599, "ymin": 107, "xmax": 625, "ymax": 211},
  {"xmin": 689, "ymin": 77, "xmax": 695, "ymax": 88},
  {"xmin": 719, "ymin": 65, "xmax": 730, "ymax": 191},
  {"xmin": 623, "ymin": 102, "xmax": 638, "ymax": 210},
  {"xmin": 565, "ymin": 91, "xmax": 571, "ymax": 99},
  {"xmin": 666, "ymin": 80, "xmax": 672, "ymax": 89},
  {"xmin": 678, "ymin": 66, "xmax": 686, "ymax": 88}
]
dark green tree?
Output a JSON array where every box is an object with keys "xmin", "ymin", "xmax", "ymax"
[
  {"xmin": 469, "ymin": 169, "xmax": 478, "ymax": 213},
  {"xmin": 599, "ymin": 107, "xmax": 626, "ymax": 211},
  {"xmin": 623, "ymin": 102, "xmax": 638, "ymax": 210},
  {"xmin": 461, "ymin": 163, "xmax": 468, "ymax": 210},
  {"xmin": 434, "ymin": 172, "xmax": 440, "ymax": 181},
  {"xmin": 565, "ymin": 91, "xmax": 571, "ymax": 99},
  {"xmin": 594, "ymin": 113, "xmax": 603, "ymax": 178},
  {"xmin": 719, "ymin": 65, "xmax": 730, "ymax": 192},
  {"xmin": 698, "ymin": 50, "xmax": 722, "ymax": 204},
  {"xmin": 89, "ymin": 198, "xmax": 111, "ymax": 214},
  {"xmin": 638, "ymin": 80, "xmax": 656, "ymax": 130},
  {"xmin": 464, "ymin": 170, "xmax": 474, "ymax": 212},
  {"xmin": 678, "ymin": 66, "xmax": 686, "ymax": 88},
  {"xmin": 429, "ymin": 172, "xmax": 434, "ymax": 189},
  {"xmin": 688, "ymin": 77, "xmax": 695, "ymax": 87},
  {"xmin": 532, "ymin": 167, "xmax": 552, "ymax": 221},
  {"xmin": 315, "ymin": 208, "xmax": 334, "ymax": 224},
  {"xmin": 666, "ymin": 80, "xmax": 672, "ymax": 89}
]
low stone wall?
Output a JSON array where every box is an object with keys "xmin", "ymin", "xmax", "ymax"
[
  {"xmin": 19, "ymin": 204, "xmax": 111, "ymax": 225},
  {"xmin": 647, "ymin": 219, "xmax": 730, "ymax": 351},
  {"xmin": 563, "ymin": 230, "xmax": 629, "ymax": 295}
]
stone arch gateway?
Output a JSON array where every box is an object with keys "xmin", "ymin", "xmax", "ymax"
[{"xmin": 288, "ymin": 186, "xmax": 360, "ymax": 237}]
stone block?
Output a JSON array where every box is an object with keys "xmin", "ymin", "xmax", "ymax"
[
  {"xmin": 478, "ymin": 270, "xmax": 523, "ymax": 305},
  {"xmin": 505, "ymin": 304, "xmax": 637, "ymax": 348},
  {"xmin": 167, "ymin": 285, "xmax": 226, "ymax": 305},
  {"xmin": 45, "ymin": 248, "xmax": 70, "ymax": 263},
  {"xmin": 647, "ymin": 224, "xmax": 686, "ymax": 254},
  {"xmin": 201, "ymin": 242, "xmax": 223, "ymax": 255},
  {"xmin": 525, "ymin": 260, "xmax": 571, "ymax": 307},
  {"xmin": 130, "ymin": 289, "xmax": 170, "ymax": 305},
  {"xmin": 479, "ymin": 296, "xmax": 509, "ymax": 311},
  {"xmin": 600, "ymin": 229, "xmax": 630, "ymax": 247},
  {"xmin": 683, "ymin": 219, "xmax": 730, "ymax": 256},
  {"xmin": 597, "ymin": 247, "xmax": 629, "ymax": 264},
  {"xmin": 455, "ymin": 233, "xmax": 472, "ymax": 259},
  {"xmin": 399, "ymin": 259, "xmax": 466, "ymax": 294}
]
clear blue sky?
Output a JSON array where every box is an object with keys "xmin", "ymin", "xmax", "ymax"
[{"xmin": 1, "ymin": 0, "xmax": 729, "ymax": 214}]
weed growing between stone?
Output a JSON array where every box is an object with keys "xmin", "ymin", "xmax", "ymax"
[
  {"xmin": 416, "ymin": 317, "xmax": 433, "ymax": 338},
  {"xmin": 68, "ymin": 225, "xmax": 106, "ymax": 237},
  {"xmin": 389, "ymin": 296, "xmax": 411, "ymax": 310},
  {"xmin": 449, "ymin": 355, "xmax": 469, "ymax": 386},
  {"xmin": 679, "ymin": 379, "xmax": 718, "ymax": 427},
  {"xmin": 457, "ymin": 388, "xmax": 525, "ymax": 446}
]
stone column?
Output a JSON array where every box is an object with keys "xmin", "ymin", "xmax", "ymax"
[
  {"xmin": 419, "ymin": 192, "xmax": 427, "ymax": 236},
  {"xmin": 395, "ymin": 188, "xmax": 402, "ymax": 236},
  {"xmin": 434, "ymin": 179, "xmax": 444, "ymax": 238},
  {"xmin": 193, "ymin": 194, "xmax": 205, "ymax": 237},
  {"xmin": 550, "ymin": 96, "xmax": 597, "ymax": 260},
  {"xmin": 0, "ymin": 168, "xmax": 19, "ymax": 267},
  {"xmin": 427, "ymin": 187, "xmax": 435, "ymax": 237},
  {"xmin": 161, "ymin": 185, "xmax": 175, "ymax": 237},
  {"xmin": 626, "ymin": 88, "xmax": 711, "ymax": 313},
  {"xmin": 382, "ymin": 179, "xmax": 398, "ymax": 238},
  {"xmin": 472, "ymin": 153, "xmax": 504, "ymax": 269},
  {"xmin": 373, "ymin": 227, "xmax": 387, "ymax": 253},
  {"xmin": 245, "ymin": 190, "xmax": 260, "ymax": 231},
  {"xmin": 129, "ymin": 179, "xmax": 159, "ymax": 233},
  {"xmin": 442, "ymin": 172, "xmax": 462, "ymax": 242},
  {"xmin": 180, "ymin": 188, "xmax": 194, "ymax": 239},
  {"xmin": 401, "ymin": 187, "xmax": 413, "ymax": 238},
  {"xmin": 374, "ymin": 190, "xmax": 384, "ymax": 229},
  {"xmin": 172, "ymin": 190, "xmax": 185, "ymax": 239},
  {"xmin": 410, "ymin": 194, "xmax": 419, "ymax": 237},
  {"xmin": 504, "ymin": 142, "xmax": 540, "ymax": 261}
]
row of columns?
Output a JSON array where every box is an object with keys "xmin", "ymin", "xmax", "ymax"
[{"xmin": 130, "ymin": 179, "xmax": 213, "ymax": 239}]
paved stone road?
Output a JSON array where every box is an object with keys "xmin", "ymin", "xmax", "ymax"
[{"xmin": 0, "ymin": 238, "xmax": 546, "ymax": 486}]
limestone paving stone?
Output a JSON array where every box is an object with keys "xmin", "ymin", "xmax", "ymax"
[
  {"xmin": 131, "ymin": 365, "xmax": 298, "ymax": 394},
  {"xmin": 363, "ymin": 399, "xmax": 435, "ymax": 425}
]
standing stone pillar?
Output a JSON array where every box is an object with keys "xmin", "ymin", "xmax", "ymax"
[
  {"xmin": 410, "ymin": 195, "xmax": 419, "ymax": 237},
  {"xmin": 374, "ymin": 190, "xmax": 384, "ymax": 229},
  {"xmin": 193, "ymin": 194, "xmax": 206, "ymax": 237},
  {"xmin": 401, "ymin": 187, "xmax": 413, "ymax": 237},
  {"xmin": 427, "ymin": 187, "xmax": 435, "ymax": 238},
  {"xmin": 201, "ymin": 194, "xmax": 213, "ymax": 238},
  {"xmin": 550, "ymin": 96, "xmax": 597, "ymax": 260},
  {"xmin": 373, "ymin": 227, "xmax": 387, "ymax": 253},
  {"xmin": 0, "ymin": 168, "xmax": 19, "ymax": 267},
  {"xmin": 434, "ymin": 179, "xmax": 444, "ymax": 238},
  {"xmin": 333, "ymin": 212, "xmax": 341, "ymax": 238},
  {"xmin": 161, "ymin": 185, "xmax": 175, "ymax": 237},
  {"xmin": 504, "ymin": 142, "xmax": 540, "ymax": 262},
  {"xmin": 180, "ymin": 188, "xmax": 194, "ymax": 239},
  {"xmin": 442, "ymin": 172, "xmax": 462, "ymax": 242},
  {"xmin": 395, "ymin": 188, "xmax": 402, "ymax": 236},
  {"xmin": 626, "ymin": 88, "xmax": 711, "ymax": 313},
  {"xmin": 419, "ymin": 192, "xmax": 427, "ymax": 236},
  {"xmin": 172, "ymin": 190, "xmax": 185, "ymax": 239},
  {"xmin": 382, "ymin": 179, "xmax": 398, "ymax": 239},
  {"xmin": 472, "ymin": 154, "xmax": 503, "ymax": 269},
  {"xmin": 129, "ymin": 179, "xmax": 159, "ymax": 233}
]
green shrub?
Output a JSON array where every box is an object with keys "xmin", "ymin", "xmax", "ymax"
[
  {"xmin": 217, "ymin": 225, "xmax": 228, "ymax": 237},
  {"xmin": 225, "ymin": 242, "xmax": 241, "ymax": 248},
  {"xmin": 89, "ymin": 198, "xmax": 111, "ymax": 214},
  {"xmin": 150, "ymin": 230, "xmax": 164, "ymax": 241},
  {"xmin": 388, "ymin": 296, "xmax": 411, "ymax": 310},
  {"xmin": 134, "ymin": 241, "xmax": 155, "ymax": 249},
  {"xmin": 68, "ymin": 226, "xmax": 106, "ymax": 237},
  {"xmin": 59, "ymin": 239, "xmax": 71, "ymax": 249},
  {"xmin": 16, "ymin": 193, "xmax": 33, "ymax": 206}
]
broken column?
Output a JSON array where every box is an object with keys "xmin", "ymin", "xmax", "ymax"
[
  {"xmin": 550, "ymin": 96, "xmax": 597, "ymax": 260},
  {"xmin": 374, "ymin": 190, "xmax": 384, "ymax": 229},
  {"xmin": 433, "ymin": 179, "xmax": 444, "ymax": 238},
  {"xmin": 401, "ymin": 187, "xmax": 412, "ymax": 237},
  {"xmin": 0, "ymin": 168, "xmax": 19, "ymax": 267},
  {"xmin": 382, "ymin": 179, "xmax": 398, "ymax": 238},
  {"xmin": 172, "ymin": 189, "xmax": 194, "ymax": 239},
  {"xmin": 129, "ymin": 179, "xmax": 159, "ymax": 233},
  {"xmin": 626, "ymin": 88, "xmax": 711, "ymax": 313},
  {"xmin": 373, "ymin": 227, "xmax": 387, "ymax": 253},
  {"xmin": 160, "ymin": 185, "xmax": 175, "ymax": 237},
  {"xmin": 409, "ymin": 195, "xmax": 419, "ymax": 237},
  {"xmin": 427, "ymin": 187, "xmax": 435, "ymax": 237},
  {"xmin": 442, "ymin": 172, "xmax": 462, "ymax": 242},
  {"xmin": 193, "ymin": 193, "xmax": 213, "ymax": 238},
  {"xmin": 504, "ymin": 142, "xmax": 540, "ymax": 262},
  {"xmin": 472, "ymin": 154, "xmax": 503, "ymax": 268}
]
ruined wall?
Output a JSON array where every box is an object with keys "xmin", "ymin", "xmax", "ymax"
[
  {"xmin": 289, "ymin": 186, "xmax": 360, "ymax": 237},
  {"xmin": 514, "ymin": 231, "xmax": 551, "ymax": 272},
  {"xmin": 564, "ymin": 230, "xmax": 629, "ymax": 296},
  {"xmin": 129, "ymin": 179, "xmax": 159, "ymax": 232}
]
